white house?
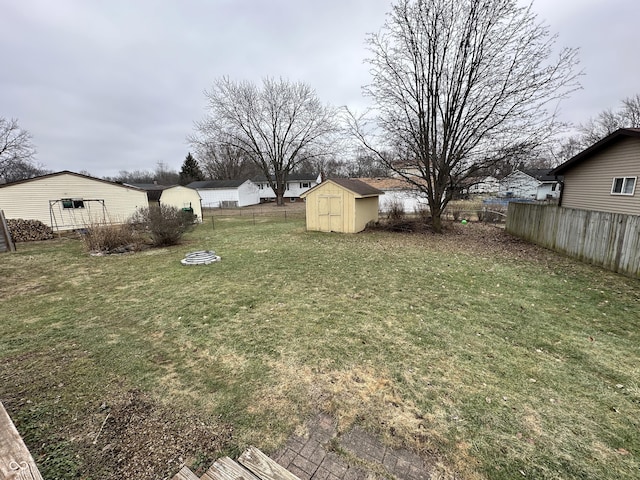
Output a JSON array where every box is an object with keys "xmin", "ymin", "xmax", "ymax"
[
  {"xmin": 0, "ymin": 171, "xmax": 148, "ymax": 231},
  {"xmin": 358, "ymin": 177, "xmax": 428, "ymax": 213},
  {"xmin": 253, "ymin": 173, "xmax": 321, "ymax": 202},
  {"xmin": 498, "ymin": 169, "xmax": 560, "ymax": 201},
  {"xmin": 187, "ymin": 179, "xmax": 260, "ymax": 208},
  {"xmin": 467, "ymin": 176, "xmax": 500, "ymax": 195}
]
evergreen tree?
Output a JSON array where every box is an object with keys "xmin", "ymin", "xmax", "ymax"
[{"xmin": 179, "ymin": 152, "xmax": 204, "ymax": 185}]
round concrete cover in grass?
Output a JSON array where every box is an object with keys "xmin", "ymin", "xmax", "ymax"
[{"xmin": 181, "ymin": 250, "xmax": 221, "ymax": 265}]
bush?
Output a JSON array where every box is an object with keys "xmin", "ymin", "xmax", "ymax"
[
  {"xmin": 478, "ymin": 205, "xmax": 507, "ymax": 223},
  {"xmin": 414, "ymin": 205, "xmax": 431, "ymax": 223},
  {"xmin": 131, "ymin": 205, "xmax": 195, "ymax": 247},
  {"xmin": 82, "ymin": 222, "xmax": 143, "ymax": 253},
  {"xmin": 446, "ymin": 202, "xmax": 464, "ymax": 221},
  {"xmin": 385, "ymin": 199, "xmax": 405, "ymax": 221}
]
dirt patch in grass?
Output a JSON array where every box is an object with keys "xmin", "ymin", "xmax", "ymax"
[
  {"xmin": 369, "ymin": 219, "xmax": 551, "ymax": 260},
  {"xmin": 0, "ymin": 348, "xmax": 233, "ymax": 479},
  {"xmin": 77, "ymin": 389, "xmax": 233, "ymax": 479}
]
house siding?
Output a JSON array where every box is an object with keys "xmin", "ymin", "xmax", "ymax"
[
  {"xmin": 537, "ymin": 183, "xmax": 560, "ymax": 201},
  {"xmin": 561, "ymin": 137, "xmax": 640, "ymax": 215},
  {"xmin": 256, "ymin": 174, "xmax": 321, "ymax": 201},
  {"xmin": 197, "ymin": 181, "xmax": 259, "ymax": 208},
  {"xmin": 379, "ymin": 189, "xmax": 427, "ymax": 213},
  {"xmin": 0, "ymin": 173, "xmax": 148, "ymax": 230},
  {"xmin": 237, "ymin": 181, "xmax": 260, "ymax": 207},
  {"xmin": 498, "ymin": 171, "xmax": 541, "ymax": 198},
  {"xmin": 198, "ymin": 188, "xmax": 239, "ymax": 208}
]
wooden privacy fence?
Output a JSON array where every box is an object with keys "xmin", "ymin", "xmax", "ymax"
[{"xmin": 506, "ymin": 202, "xmax": 640, "ymax": 277}]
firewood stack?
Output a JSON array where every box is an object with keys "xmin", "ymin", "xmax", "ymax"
[{"xmin": 7, "ymin": 219, "xmax": 54, "ymax": 242}]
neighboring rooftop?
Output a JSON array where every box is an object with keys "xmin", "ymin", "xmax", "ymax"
[
  {"xmin": 0, "ymin": 170, "xmax": 144, "ymax": 190},
  {"xmin": 188, "ymin": 179, "xmax": 249, "ymax": 189},
  {"xmin": 124, "ymin": 183, "xmax": 170, "ymax": 191},
  {"xmin": 551, "ymin": 128, "xmax": 640, "ymax": 176},
  {"xmin": 522, "ymin": 169, "xmax": 559, "ymax": 182},
  {"xmin": 253, "ymin": 172, "xmax": 319, "ymax": 182},
  {"xmin": 357, "ymin": 176, "xmax": 420, "ymax": 190}
]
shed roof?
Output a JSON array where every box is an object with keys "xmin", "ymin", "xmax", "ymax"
[
  {"xmin": 0, "ymin": 170, "xmax": 144, "ymax": 191},
  {"xmin": 187, "ymin": 179, "xmax": 248, "ymax": 189},
  {"xmin": 550, "ymin": 128, "xmax": 640, "ymax": 176},
  {"xmin": 301, "ymin": 178, "xmax": 384, "ymax": 198}
]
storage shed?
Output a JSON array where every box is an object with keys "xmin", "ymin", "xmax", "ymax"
[
  {"xmin": 0, "ymin": 171, "xmax": 148, "ymax": 231},
  {"xmin": 127, "ymin": 183, "xmax": 203, "ymax": 221},
  {"xmin": 300, "ymin": 178, "xmax": 383, "ymax": 233},
  {"xmin": 160, "ymin": 186, "xmax": 202, "ymax": 220}
]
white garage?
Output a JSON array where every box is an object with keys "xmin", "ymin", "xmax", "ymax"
[{"xmin": 187, "ymin": 179, "xmax": 260, "ymax": 208}]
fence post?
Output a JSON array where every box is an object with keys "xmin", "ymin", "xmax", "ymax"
[
  {"xmin": 211, "ymin": 215, "xmax": 215, "ymax": 230},
  {"xmin": 284, "ymin": 210, "xmax": 287, "ymax": 222},
  {"xmin": 253, "ymin": 213, "xmax": 256, "ymax": 226}
]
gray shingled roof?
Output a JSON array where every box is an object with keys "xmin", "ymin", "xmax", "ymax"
[
  {"xmin": 327, "ymin": 178, "xmax": 385, "ymax": 196},
  {"xmin": 188, "ymin": 179, "xmax": 247, "ymax": 189},
  {"xmin": 522, "ymin": 169, "xmax": 557, "ymax": 182},
  {"xmin": 0, "ymin": 170, "xmax": 145, "ymax": 190},
  {"xmin": 253, "ymin": 173, "xmax": 318, "ymax": 182},
  {"xmin": 126, "ymin": 183, "xmax": 170, "ymax": 191},
  {"xmin": 551, "ymin": 128, "xmax": 640, "ymax": 176}
]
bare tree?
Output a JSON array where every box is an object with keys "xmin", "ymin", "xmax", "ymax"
[
  {"xmin": 194, "ymin": 141, "xmax": 258, "ymax": 180},
  {"xmin": 347, "ymin": 0, "xmax": 580, "ymax": 232},
  {"xmin": 105, "ymin": 163, "xmax": 180, "ymax": 185},
  {"xmin": 191, "ymin": 77, "xmax": 338, "ymax": 205},
  {"xmin": 344, "ymin": 149, "xmax": 390, "ymax": 178},
  {"xmin": 569, "ymin": 94, "xmax": 640, "ymax": 151},
  {"xmin": 0, "ymin": 118, "xmax": 39, "ymax": 182},
  {"xmin": 296, "ymin": 155, "xmax": 350, "ymax": 179}
]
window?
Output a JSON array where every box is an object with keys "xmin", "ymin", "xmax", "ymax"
[
  {"xmin": 611, "ymin": 177, "xmax": 636, "ymax": 196},
  {"xmin": 300, "ymin": 182, "xmax": 310, "ymax": 188},
  {"xmin": 62, "ymin": 198, "xmax": 85, "ymax": 209}
]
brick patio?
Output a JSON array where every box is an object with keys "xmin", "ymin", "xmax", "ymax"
[{"xmin": 272, "ymin": 414, "xmax": 432, "ymax": 480}]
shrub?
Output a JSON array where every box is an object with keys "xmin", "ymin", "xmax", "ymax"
[
  {"xmin": 479, "ymin": 205, "xmax": 507, "ymax": 223},
  {"xmin": 81, "ymin": 222, "xmax": 143, "ymax": 253},
  {"xmin": 414, "ymin": 205, "xmax": 431, "ymax": 223},
  {"xmin": 446, "ymin": 202, "xmax": 465, "ymax": 221},
  {"xmin": 131, "ymin": 205, "xmax": 195, "ymax": 247},
  {"xmin": 385, "ymin": 199, "xmax": 405, "ymax": 221}
]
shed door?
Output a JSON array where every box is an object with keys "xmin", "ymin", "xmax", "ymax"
[{"xmin": 318, "ymin": 195, "xmax": 342, "ymax": 232}]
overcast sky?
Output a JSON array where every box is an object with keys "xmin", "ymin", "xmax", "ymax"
[{"xmin": 1, "ymin": 0, "xmax": 639, "ymax": 178}]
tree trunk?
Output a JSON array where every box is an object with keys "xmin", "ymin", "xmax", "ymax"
[
  {"xmin": 276, "ymin": 193, "xmax": 285, "ymax": 206},
  {"xmin": 431, "ymin": 212, "xmax": 443, "ymax": 234},
  {"xmin": 428, "ymin": 197, "xmax": 444, "ymax": 233}
]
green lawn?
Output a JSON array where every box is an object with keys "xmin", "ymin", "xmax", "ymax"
[{"xmin": 1, "ymin": 218, "xmax": 638, "ymax": 479}]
